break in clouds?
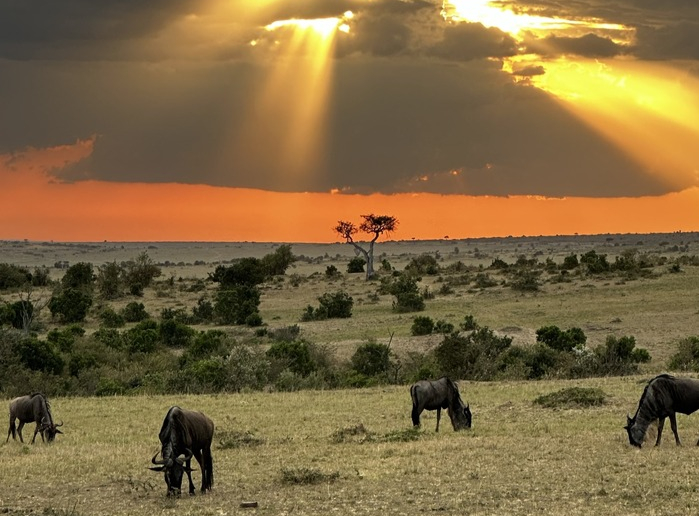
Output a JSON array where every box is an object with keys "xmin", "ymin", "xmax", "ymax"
[{"xmin": 0, "ymin": 0, "xmax": 697, "ymax": 197}]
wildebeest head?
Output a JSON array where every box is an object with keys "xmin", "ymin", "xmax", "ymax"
[
  {"xmin": 41, "ymin": 417, "xmax": 63, "ymax": 443},
  {"xmin": 451, "ymin": 402, "xmax": 472, "ymax": 431},
  {"xmin": 624, "ymin": 414, "xmax": 642, "ymax": 448},
  {"xmin": 150, "ymin": 445, "xmax": 194, "ymax": 496},
  {"xmin": 463, "ymin": 404, "xmax": 472, "ymax": 429}
]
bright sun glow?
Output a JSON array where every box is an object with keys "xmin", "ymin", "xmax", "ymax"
[{"xmin": 442, "ymin": 0, "xmax": 627, "ymax": 38}]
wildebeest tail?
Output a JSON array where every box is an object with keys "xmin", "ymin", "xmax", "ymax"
[{"xmin": 410, "ymin": 385, "xmax": 420, "ymax": 426}]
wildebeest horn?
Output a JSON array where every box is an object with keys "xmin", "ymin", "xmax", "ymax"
[
  {"xmin": 151, "ymin": 451, "xmax": 167, "ymax": 465},
  {"xmin": 55, "ymin": 420, "xmax": 64, "ymax": 427},
  {"xmin": 176, "ymin": 448, "xmax": 194, "ymax": 465}
]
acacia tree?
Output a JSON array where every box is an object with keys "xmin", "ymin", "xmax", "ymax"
[{"xmin": 334, "ymin": 214, "xmax": 398, "ymax": 280}]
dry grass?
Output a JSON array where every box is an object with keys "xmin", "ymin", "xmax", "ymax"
[
  {"xmin": 2, "ymin": 234, "xmax": 699, "ymax": 513},
  {"xmin": 3, "ymin": 377, "xmax": 699, "ymax": 515}
]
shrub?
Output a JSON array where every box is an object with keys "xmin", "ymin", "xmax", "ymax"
[
  {"xmin": 97, "ymin": 261, "xmax": 123, "ymax": 299},
  {"xmin": 561, "ymin": 254, "xmax": 579, "ymax": 270},
  {"xmin": 93, "ymin": 328, "xmax": 125, "ymax": 350},
  {"xmin": 191, "ymin": 297, "xmax": 214, "ymax": 323},
  {"xmin": 411, "ymin": 316, "xmax": 434, "ymax": 336},
  {"xmin": 405, "ymin": 255, "xmax": 439, "ymax": 275},
  {"xmin": 268, "ymin": 324, "xmax": 301, "ymax": 342},
  {"xmin": 124, "ymin": 320, "xmax": 159, "ymax": 354},
  {"xmin": 474, "ymin": 273, "xmax": 498, "ymax": 289},
  {"xmin": 351, "ymin": 340, "xmax": 393, "ymax": 378},
  {"xmin": 325, "ymin": 265, "xmax": 340, "ymax": 278},
  {"xmin": 580, "ymin": 250, "xmax": 610, "ymax": 274},
  {"xmin": 594, "ymin": 335, "xmax": 651, "ymax": 375},
  {"xmin": 387, "ymin": 275, "xmax": 424, "ymax": 313},
  {"xmin": 122, "ymin": 252, "xmax": 161, "ymax": 291},
  {"xmin": 47, "ymin": 327, "xmax": 77, "ymax": 353},
  {"xmin": 261, "ymin": 244, "xmax": 295, "ymax": 276},
  {"xmin": 433, "ymin": 327, "xmax": 512, "ymax": 380},
  {"xmin": 347, "ymin": 256, "xmax": 365, "ymax": 273},
  {"xmin": 121, "ymin": 302, "xmax": 150, "ymax": 322},
  {"xmin": 510, "ymin": 270, "xmax": 541, "ymax": 292},
  {"xmin": 99, "ymin": 306, "xmax": 126, "ymax": 328},
  {"xmin": 434, "ymin": 320, "xmax": 455, "ymax": 334},
  {"xmin": 668, "ymin": 336, "xmax": 699, "ymax": 371},
  {"xmin": 5, "ymin": 300, "xmax": 33, "ymax": 330},
  {"xmin": 211, "ymin": 258, "xmax": 265, "ymax": 288},
  {"xmin": 49, "ymin": 288, "xmax": 93, "ymax": 323},
  {"xmin": 536, "ymin": 326, "xmax": 586, "ymax": 352},
  {"xmin": 267, "ymin": 340, "xmax": 317, "ymax": 377},
  {"xmin": 303, "ymin": 290, "xmax": 353, "ymax": 321},
  {"xmin": 13, "ymin": 336, "xmax": 64, "ymax": 375},
  {"xmin": 159, "ymin": 319, "xmax": 196, "ymax": 348},
  {"xmin": 0, "ymin": 263, "xmax": 32, "ymax": 289},
  {"xmin": 460, "ymin": 315, "xmax": 479, "ymax": 331},
  {"xmin": 214, "ymin": 285, "xmax": 261, "ymax": 325},
  {"xmin": 61, "ymin": 262, "xmax": 95, "ymax": 291}
]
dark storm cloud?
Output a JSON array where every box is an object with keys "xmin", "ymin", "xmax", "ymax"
[
  {"xmin": 0, "ymin": 0, "xmax": 696, "ymax": 198},
  {"xmin": 428, "ymin": 23, "xmax": 518, "ymax": 61}
]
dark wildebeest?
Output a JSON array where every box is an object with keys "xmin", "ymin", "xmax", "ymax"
[
  {"xmin": 150, "ymin": 406, "xmax": 214, "ymax": 496},
  {"xmin": 410, "ymin": 377, "xmax": 471, "ymax": 432},
  {"xmin": 6, "ymin": 393, "xmax": 63, "ymax": 444},
  {"xmin": 625, "ymin": 374, "xmax": 699, "ymax": 448}
]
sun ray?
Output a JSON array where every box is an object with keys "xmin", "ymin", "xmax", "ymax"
[
  {"xmin": 530, "ymin": 59, "xmax": 699, "ymax": 189},
  {"xmin": 227, "ymin": 14, "xmax": 351, "ymax": 189}
]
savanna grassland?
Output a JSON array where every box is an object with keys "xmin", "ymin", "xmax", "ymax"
[{"xmin": 1, "ymin": 233, "xmax": 699, "ymax": 515}]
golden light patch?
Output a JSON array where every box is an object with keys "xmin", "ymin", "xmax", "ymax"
[
  {"xmin": 442, "ymin": 0, "xmax": 627, "ymax": 38},
  {"xmin": 532, "ymin": 59, "xmax": 699, "ymax": 189}
]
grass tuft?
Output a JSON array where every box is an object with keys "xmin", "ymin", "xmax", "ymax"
[
  {"xmin": 216, "ymin": 429, "xmax": 265, "ymax": 449},
  {"xmin": 331, "ymin": 423, "xmax": 375, "ymax": 443},
  {"xmin": 533, "ymin": 387, "xmax": 608, "ymax": 408},
  {"xmin": 280, "ymin": 467, "xmax": 340, "ymax": 485}
]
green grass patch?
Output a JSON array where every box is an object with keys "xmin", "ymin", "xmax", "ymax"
[{"xmin": 533, "ymin": 387, "xmax": 608, "ymax": 408}]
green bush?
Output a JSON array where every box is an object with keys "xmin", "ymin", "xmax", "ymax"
[
  {"xmin": 159, "ymin": 319, "xmax": 196, "ymax": 348},
  {"xmin": 97, "ymin": 261, "xmax": 123, "ymax": 299},
  {"xmin": 668, "ymin": 336, "xmax": 699, "ymax": 371},
  {"xmin": 405, "ymin": 255, "xmax": 439, "ymax": 275},
  {"xmin": 536, "ymin": 326, "xmax": 586, "ymax": 352},
  {"xmin": 61, "ymin": 262, "xmax": 95, "ymax": 291},
  {"xmin": 347, "ymin": 256, "xmax": 365, "ymax": 273},
  {"xmin": 214, "ymin": 285, "xmax": 261, "ymax": 325},
  {"xmin": 49, "ymin": 288, "xmax": 93, "ymax": 323},
  {"xmin": 434, "ymin": 327, "xmax": 513, "ymax": 380},
  {"xmin": 387, "ymin": 275, "xmax": 424, "ymax": 313},
  {"xmin": 0, "ymin": 263, "xmax": 32, "ymax": 289},
  {"xmin": 47, "ymin": 327, "xmax": 77, "ymax": 353},
  {"xmin": 13, "ymin": 336, "xmax": 64, "ymax": 375},
  {"xmin": 302, "ymin": 290, "xmax": 353, "ymax": 320},
  {"xmin": 460, "ymin": 315, "xmax": 479, "ymax": 331},
  {"xmin": 351, "ymin": 340, "xmax": 393, "ymax": 378},
  {"xmin": 267, "ymin": 340, "xmax": 317, "ymax": 377},
  {"xmin": 434, "ymin": 320, "xmax": 455, "ymax": 334},
  {"xmin": 121, "ymin": 302, "xmax": 150, "ymax": 322},
  {"xmin": 411, "ymin": 316, "xmax": 434, "ymax": 336},
  {"xmin": 122, "ymin": 252, "xmax": 161, "ymax": 291},
  {"xmin": 99, "ymin": 306, "xmax": 126, "ymax": 328}
]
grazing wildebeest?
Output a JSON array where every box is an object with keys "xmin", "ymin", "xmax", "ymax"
[
  {"xmin": 150, "ymin": 406, "xmax": 214, "ymax": 496},
  {"xmin": 625, "ymin": 374, "xmax": 699, "ymax": 448},
  {"xmin": 410, "ymin": 377, "xmax": 471, "ymax": 432},
  {"xmin": 6, "ymin": 393, "xmax": 63, "ymax": 444}
]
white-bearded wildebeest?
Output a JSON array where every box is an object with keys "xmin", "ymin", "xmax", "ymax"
[
  {"xmin": 411, "ymin": 377, "xmax": 472, "ymax": 432},
  {"xmin": 6, "ymin": 393, "xmax": 63, "ymax": 444},
  {"xmin": 150, "ymin": 406, "xmax": 215, "ymax": 496},
  {"xmin": 625, "ymin": 374, "xmax": 699, "ymax": 447}
]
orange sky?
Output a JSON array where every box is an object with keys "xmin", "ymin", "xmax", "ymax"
[{"xmin": 1, "ymin": 140, "xmax": 697, "ymax": 242}]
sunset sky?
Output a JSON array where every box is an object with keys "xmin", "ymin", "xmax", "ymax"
[{"xmin": 1, "ymin": 0, "xmax": 698, "ymax": 242}]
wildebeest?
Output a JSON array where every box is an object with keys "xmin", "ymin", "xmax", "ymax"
[
  {"xmin": 410, "ymin": 377, "xmax": 471, "ymax": 432},
  {"xmin": 6, "ymin": 393, "xmax": 63, "ymax": 444},
  {"xmin": 150, "ymin": 406, "xmax": 214, "ymax": 496},
  {"xmin": 625, "ymin": 374, "xmax": 699, "ymax": 447}
]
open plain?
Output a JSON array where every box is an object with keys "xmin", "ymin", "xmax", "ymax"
[{"xmin": 2, "ymin": 233, "xmax": 699, "ymax": 515}]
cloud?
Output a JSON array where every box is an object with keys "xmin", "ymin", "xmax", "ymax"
[{"xmin": 0, "ymin": 0, "xmax": 697, "ymax": 200}]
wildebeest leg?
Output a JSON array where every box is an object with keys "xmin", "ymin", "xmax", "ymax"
[
  {"xmin": 186, "ymin": 453, "xmax": 201, "ymax": 495},
  {"xmin": 655, "ymin": 417, "xmax": 665, "ymax": 446},
  {"xmin": 411, "ymin": 404, "xmax": 421, "ymax": 427},
  {"xmin": 6, "ymin": 417, "xmax": 15, "ymax": 442},
  {"xmin": 669, "ymin": 413, "xmax": 681, "ymax": 445},
  {"xmin": 435, "ymin": 407, "xmax": 441, "ymax": 432},
  {"xmin": 202, "ymin": 448, "xmax": 214, "ymax": 492},
  {"xmin": 17, "ymin": 421, "xmax": 25, "ymax": 443},
  {"xmin": 31, "ymin": 423, "xmax": 41, "ymax": 444}
]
